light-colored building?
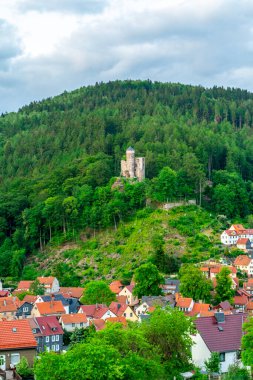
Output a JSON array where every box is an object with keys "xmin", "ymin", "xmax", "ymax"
[
  {"xmin": 60, "ymin": 313, "xmax": 89, "ymax": 332},
  {"xmin": 121, "ymin": 147, "xmax": 145, "ymax": 182},
  {"xmin": 234, "ymin": 255, "xmax": 253, "ymax": 276},
  {"xmin": 221, "ymin": 224, "xmax": 253, "ymax": 246},
  {"xmin": 37, "ymin": 277, "xmax": 60, "ymax": 294},
  {"xmin": 118, "ymin": 285, "xmax": 138, "ymax": 306}
]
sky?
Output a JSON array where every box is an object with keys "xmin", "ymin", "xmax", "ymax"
[{"xmin": 1, "ymin": 0, "xmax": 253, "ymax": 113}]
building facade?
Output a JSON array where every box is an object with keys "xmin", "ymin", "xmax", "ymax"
[{"xmin": 121, "ymin": 147, "xmax": 145, "ymax": 181}]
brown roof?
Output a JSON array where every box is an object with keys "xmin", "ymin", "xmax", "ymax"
[
  {"xmin": 246, "ymin": 301, "xmax": 253, "ymax": 311},
  {"xmin": 234, "ymin": 255, "xmax": 251, "ymax": 267},
  {"xmin": 59, "ymin": 287, "xmax": 83, "ymax": 299},
  {"xmin": 116, "ymin": 295, "xmax": 128, "ymax": 304},
  {"xmin": 17, "ymin": 281, "xmax": 34, "ymax": 290},
  {"xmin": 35, "ymin": 301, "xmax": 65, "ymax": 315},
  {"xmin": 0, "ymin": 320, "xmax": 37, "ymax": 349},
  {"xmin": 79, "ymin": 304, "xmax": 112, "ymax": 319},
  {"xmin": 37, "ymin": 277, "xmax": 55, "ymax": 285},
  {"xmin": 61, "ymin": 313, "xmax": 87, "ymax": 324},
  {"xmin": 23, "ymin": 295, "xmax": 38, "ymax": 304},
  {"xmin": 109, "ymin": 281, "xmax": 124, "ymax": 294},
  {"xmin": 90, "ymin": 319, "xmax": 105, "ymax": 331},
  {"xmin": 188, "ymin": 303, "xmax": 210, "ymax": 316},
  {"xmin": 195, "ymin": 314, "xmax": 247, "ymax": 352},
  {"xmin": 233, "ymin": 295, "xmax": 248, "ymax": 306},
  {"xmin": 176, "ymin": 297, "xmax": 193, "ymax": 308},
  {"xmin": 109, "ymin": 302, "xmax": 128, "ymax": 316},
  {"xmin": 106, "ymin": 316, "xmax": 127, "ymax": 326},
  {"xmin": 237, "ymin": 238, "xmax": 250, "ymax": 245}
]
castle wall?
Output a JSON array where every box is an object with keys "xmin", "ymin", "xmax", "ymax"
[
  {"xmin": 120, "ymin": 149, "xmax": 145, "ymax": 181},
  {"xmin": 135, "ymin": 157, "xmax": 145, "ymax": 181}
]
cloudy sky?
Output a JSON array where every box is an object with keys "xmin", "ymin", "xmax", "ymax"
[{"xmin": 1, "ymin": 0, "xmax": 253, "ymax": 113}]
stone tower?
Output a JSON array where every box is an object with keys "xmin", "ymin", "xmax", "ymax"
[{"xmin": 121, "ymin": 147, "xmax": 145, "ymax": 181}]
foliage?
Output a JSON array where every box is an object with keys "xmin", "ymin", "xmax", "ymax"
[
  {"xmin": 30, "ymin": 279, "xmax": 45, "ymax": 295},
  {"xmin": 133, "ymin": 262, "xmax": 164, "ymax": 298},
  {"xmin": 179, "ymin": 265, "xmax": 213, "ymax": 302},
  {"xmin": 34, "ymin": 307, "xmax": 194, "ymax": 379},
  {"xmin": 223, "ymin": 364, "xmax": 250, "ymax": 380},
  {"xmin": 242, "ymin": 317, "xmax": 253, "ymax": 367},
  {"xmin": 16, "ymin": 357, "xmax": 34, "ymax": 377},
  {"xmin": 80, "ymin": 281, "xmax": 116, "ymax": 305},
  {"xmin": 215, "ymin": 267, "xmax": 234, "ymax": 304},
  {"xmin": 204, "ymin": 352, "xmax": 221, "ymax": 374}
]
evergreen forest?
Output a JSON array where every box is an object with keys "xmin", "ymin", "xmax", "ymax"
[{"xmin": 1, "ymin": 80, "xmax": 253, "ymax": 283}]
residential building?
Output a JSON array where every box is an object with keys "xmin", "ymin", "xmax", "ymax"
[
  {"xmin": 221, "ymin": 224, "xmax": 253, "ymax": 246},
  {"xmin": 16, "ymin": 301, "xmax": 33, "ymax": 319},
  {"xmin": 176, "ymin": 297, "xmax": 194, "ymax": 312},
  {"xmin": 243, "ymin": 278, "xmax": 253, "ymax": 295},
  {"xmin": 0, "ymin": 297, "xmax": 20, "ymax": 320},
  {"xmin": 78, "ymin": 304, "xmax": 116, "ymax": 320},
  {"xmin": 118, "ymin": 285, "xmax": 138, "ymax": 306},
  {"xmin": 0, "ymin": 320, "xmax": 37, "ymax": 370},
  {"xmin": 37, "ymin": 277, "xmax": 60, "ymax": 294},
  {"xmin": 31, "ymin": 300, "xmax": 65, "ymax": 318},
  {"xmin": 161, "ymin": 279, "xmax": 180, "ymax": 294},
  {"xmin": 236, "ymin": 238, "xmax": 252, "ymax": 251},
  {"xmin": 234, "ymin": 255, "xmax": 253, "ymax": 276},
  {"xmin": 60, "ymin": 314, "xmax": 89, "ymax": 332},
  {"xmin": 29, "ymin": 316, "xmax": 63, "ymax": 353},
  {"xmin": 109, "ymin": 281, "xmax": 124, "ymax": 295},
  {"xmin": 109, "ymin": 302, "xmax": 138, "ymax": 321},
  {"xmin": 192, "ymin": 312, "xmax": 247, "ymax": 373},
  {"xmin": 59, "ymin": 287, "xmax": 83, "ymax": 299}
]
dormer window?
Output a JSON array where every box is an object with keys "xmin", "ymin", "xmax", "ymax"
[{"xmin": 12, "ymin": 327, "xmax": 17, "ymax": 332}]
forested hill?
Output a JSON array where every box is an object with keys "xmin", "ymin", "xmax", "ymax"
[{"xmin": 1, "ymin": 80, "xmax": 253, "ymax": 282}]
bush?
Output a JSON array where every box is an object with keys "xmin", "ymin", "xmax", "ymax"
[{"xmin": 16, "ymin": 357, "xmax": 33, "ymax": 378}]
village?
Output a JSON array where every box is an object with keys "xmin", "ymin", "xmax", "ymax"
[{"xmin": 0, "ymin": 223, "xmax": 253, "ymax": 378}]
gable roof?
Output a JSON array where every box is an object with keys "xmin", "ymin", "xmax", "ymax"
[
  {"xmin": 237, "ymin": 238, "xmax": 250, "ymax": 245},
  {"xmin": 109, "ymin": 302, "xmax": 128, "ymax": 316},
  {"xmin": 0, "ymin": 320, "xmax": 37, "ymax": 349},
  {"xmin": 176, "ymin": 297, "xmax": 193, "ymax": 308},
  {"xmin": 17, "ymin": 280, "xmax": 34, "ymax": 290},
  {"xmin": 59, "ymin": 287, "xmax": 83, "ymax": 299},
  {"xmin": 188, "ymin": 303, "xmax": 210, "ymax": 316},
  {"xmin": 33, "ymin": 316, "xmax": 64, "ymax": 336},
  {"xmin": 106, "ymin": 316, "xmax": 127, "ymax": 326},
  {"xmin": 233, "ymin": 295, "xmax": 248, "ymax": 306},
  {"xmin": 90, "ymin": 318, "xmax": 105, "ymax": 331},
  {"xmin": 234, "ymin": 255, "xmax": 251, "ymax": 266},
  {"xmin": 35, "ymin": 300, "xmax": 65, "ymax": 315},
  {"xmin": 61, "ymin": 313, "xmax": 87, "ymax": 324},
  {"xmin": 0, "ymin": 297, "xmax": 21, "ymax": 313},
  {"xmin": 195, "ymin": 314, "xmax": 247, "ymax": 352},
  {"xmin": 79, "ymin": 304, "xmax": 111, "ymax": 319},
  {"xmin": 37, "ymin": 277, "xmax": 56, "ymax": 285},
  {"xmin": 109, "ymin": 281, "xmax": 124, "ymax": 294},
  {"xmin": 23, "ymin": 295, "xmax": 38, "ymax": 304}
]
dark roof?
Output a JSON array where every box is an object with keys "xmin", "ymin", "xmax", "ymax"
[
  {"xmin": 41, "ymin": 294, "xmax": 69, "ymax": 306},
  {"xmin": 195, "ymin": 314, "xmax": 247, "ymax": 352}
]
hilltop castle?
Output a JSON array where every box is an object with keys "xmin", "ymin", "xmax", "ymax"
[{"xmin": 121, "ymin": 147, "xmax": 145, "ymax": 181}]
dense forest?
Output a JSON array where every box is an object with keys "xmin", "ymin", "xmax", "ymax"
[{"xmin": 1, "ymin": 80, "xmax": 253, "ymax": 281}]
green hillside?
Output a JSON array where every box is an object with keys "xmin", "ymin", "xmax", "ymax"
[{"xmin": 0, "ymin": 80, "xmax": 253, "ymax": 283}]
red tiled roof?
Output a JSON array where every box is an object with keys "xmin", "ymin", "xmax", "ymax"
[
  {"xmin": 109, "ymin": 302, "xmax": 128, "ymax": 316},
  {"xmin": 116, "ymin": 295, "xmax": 128, "ymax": 304},
  {"xmin": 234, "ymin": 255, "xmax": 251, "ymax": 266},
  {"xmin": 79, "ymin": 304, "xmax": 110, "ymax": 319},
  {"xmin": 90, "ymin": 319, "xmax": 105, "ymax": 331},
  {"xmin": 195, "ymin": 314, "xmax": 247, "ymax": 352},
  {"xmin": 106, "ymin": 316, "xmax": 127, "ymax": 326},
  {"xmin": 237, "ymin": 238, "xmax": 250, "ymax": 245},
  {"xmin": 34, "ymin": 316, "xmax": 64, "ymax": 336},
  {"xmin": 176, "ymin": 297, "xmax": 193, "ymax": 308},
  {"xmin": 23, "ymin": 295, "xmax": 38, "ymax": 304},
  {"xmin": 109, "ymin": 281, "xmax": 123, "ymax": 294},
  {"xmin": 35, "ymin": 301, "xmax": 65, "ymax": 315},
  {"xmin": 0, "ymin": 297, "xmax": 21, "ymax": 313},
  {"xmin": 0, "ymin": 291, "xmax": 9, "ymax": 298},
  {"xmin": 233, "ymin": 295, "xmax": 248, "ymax": 306},
  {"xmin": 61, "ymin": 313, "xmax": 87, "ymax": 324},
  {"xmin": 188, "ymin": 303, "xmax": 210, "ymax": 316},
  {"xmin": 59, "ymin": 287, "xmax": 83, "ymax": 299},
  {"xmin": 17, "ymin": 280, "xmax": 34, "ymax": 290},
  {"xmin": 246, "ymin": 301, "xmax": 253, "ymax": 311},
  {"xmin": 38, "ymin": 277, "xmax": 55, "ymax": 285},
  {"xmin": 0, "ymin": 320, "xmax": 37, "ymax": 349}
]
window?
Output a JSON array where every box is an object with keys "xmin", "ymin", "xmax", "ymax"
[
  {"xmin": 219, "ymin": 352, "xmax": 225, "ymax": 362},
  {"xmin": 130, "ymin": 313, "xmax": 133, "ymax": 317},
  {"xmin": 52, "ymin": 345, "xmax": 55, "ymax": 351},
  {"xmin": 52, "ymin": 335, "xmax": 56, "ymax": 342},
  {"xmin": 80, "ymin": 323, "xmax": 83, "ymax": 327},
  {"xmin": 72, "ymin": 323, "xmax": 75, "ymax": 327},
  {"xmin": 23, "ymin": 307, "xmax": 29, "ymax": 312},
  {"xmin": 45, "ymin": 336, "xmax": 49, "ymax": 343},
  {"xmin": 55, "ymin": 335, "xmax": 59, "ymax": 341},
  {"xmin": 55, "ymin": 345, "xmax": 59, "ymax": 351},
  {"xmin": 10, "ymin": 353, "xmax": 20, "ymax": 366}
]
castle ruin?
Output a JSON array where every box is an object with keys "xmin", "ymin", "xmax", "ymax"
[{"xmin": 121, "ymin": 147, "xmax": 145, "ymax": 181}]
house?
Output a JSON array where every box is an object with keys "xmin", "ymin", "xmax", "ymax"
[
  {"xmin": 118, "ymin": 285, "xmax": 138, "ymax": 306},
  {"xmin": 37, "ymin": 277, "xmax": 60, "ymax": 294},
  {"xmin": 0, "ymin": 291, "xmax": 10, "ymax": 298},
  {"xmin": 233, "ymin": 295, "xmax": 248, "ymax": 312},
  {"xmin": 29, "ymin": 316, "xmax": 63, "ymax": 353},
  {"xmin": 161, "ymin": 279, "xmax": 180, "ymax": 295},
  {"xmin": 37, "ymin": 294, "xmax": 70, "ymax": 314},
  {"xmin": 109, "ymin": 302, "xmax": 138, "ymax": 322},
  {"xmin": 221, "ymin": 224, "xmax": 253, "ymax": 246},
  {"xmin": 91, "ymin": 319, "xmax": 105, "ymax": 331},
  {"xmin": 0, "ymin": 320, "xmax": 37, "ymax": 370},
  {"xmin": 60, "ymin": 314, "xmax": 89, "ymax": 332},
  {"xmin": 192, "ymin": 312, "xmax": 247, "ymax": 373},
  {"xmin": 234, "ymin": 255, "xmax": 253, "ymax": 276},
  {"xmin": 243, "ymin": 278, "xmax": 253, "ymax": 295},
  {"xmin": 59, "ymin": 287, "xmax": 84, "ymax": 299},
  {"xmin": 16, "ymin": 280, "xmax": 34, "ymax": 293},
  {"xmin": 31, "ymin": 300, "xmax": 66, "ymax": 318},
  {"xmin": 176, "ymin": 297, "xmax": 194, "ymax": 312},
  {"xmin": 213, "ymin": 301, "xmax": 233, "ymax": 313},
  {"xmin": 187, "ymin": 303, "xmax": 210, "ymax": 317},
  {"xmin": 135, "ymin": 295, "xmax": 175, "ymax": 316},
  {"xmin": 0, "ymin": 297, "xmax": 21, "ymax": 320},
  {"xmin": 236, "ymin": 238, "xmax": 252, "ymax": 251},
  {"xmin": 109, "ymin": 281, "xmax": 124, "ymax": 295},
  {"xmin": 23, "ymin": 295, "xmax": 38, "ymax": 304},
  {"xmin": 106, "ymin": 316, "xmax": 127, "ymax": 327},
  {"xmin": 78, "ymin": 305, "xmax": 116, "ymax": 320},
  {"xmin": 16, "ymin": 301, "xmax": 33, "ymax": 319}
]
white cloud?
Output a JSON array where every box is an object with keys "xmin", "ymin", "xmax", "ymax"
[{"xmin": 0, "ymin": 0, "xmax": 253, "ymax": 112}]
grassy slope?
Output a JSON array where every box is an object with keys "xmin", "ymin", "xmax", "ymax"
[{"xmin": 23, "ymin": 205, "xmax": 224, "ymax": 284}]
